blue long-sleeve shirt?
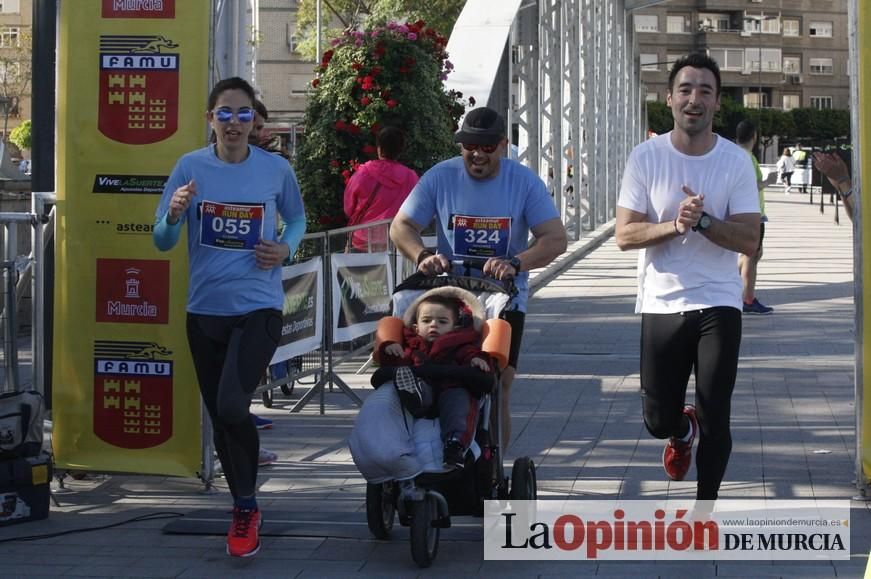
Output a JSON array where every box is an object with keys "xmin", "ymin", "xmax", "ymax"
[{"xmin": 154, "ymin": 145, "xmax": 306, "ymax": 315}]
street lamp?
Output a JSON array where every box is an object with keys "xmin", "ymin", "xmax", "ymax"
[{"xmin": 743, "ymin": 14, "xmax": 778, "ymax": 109}]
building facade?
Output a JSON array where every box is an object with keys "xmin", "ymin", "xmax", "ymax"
[
  {"xmin": 0, "ymin": 0, "xmax": 31, "ymax": 145},
  {"xmin": 634, "ymin": 0, "xmax": 850, "ymax": 112},
  {"xmin": 254, "ymin": 0, "xmax": 317, "ymax": 154}
]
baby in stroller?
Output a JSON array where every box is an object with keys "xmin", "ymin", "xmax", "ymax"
[
  {"xmin": 349, "ymin": 268, "xmax": 531, "ymax": 568},
  {"xmin": 377, "ymin": 286, "xmax": 493, "ymax": 470}
]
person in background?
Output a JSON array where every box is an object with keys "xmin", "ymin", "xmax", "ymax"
[
  {"xmin": 344, "ymin": 126, "xmax": 418, "ymax": 252},
  {"xmin": 792, "ymin": 143, "xmax": 809, "ymax": 194},
  {"xmin": 736, "ymin": 120, "xmax": 773, "ymax": 315},
  {"xmin": 777, "ymin": 147, "xmax": 795, "ymax": 194},
  {"xmin": 153, "ymin": 77, "xmax": 306, "ymax": 558},
  {"xmin": 813, "ymin": 150, "xmax": 855, "ymax": 222},
  {"xmin": 248, "ymin": 98, "xmax": 281, "ymax": 467}
]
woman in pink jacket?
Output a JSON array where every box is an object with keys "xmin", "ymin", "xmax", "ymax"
[{"xmin": 344, "ymin": 126, "xmax": 418, "ymax": 252}]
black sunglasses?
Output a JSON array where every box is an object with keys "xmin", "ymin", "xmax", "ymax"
[{"xmin": 462, "ymin": 142, "xmax": 500, "ymax": 153}]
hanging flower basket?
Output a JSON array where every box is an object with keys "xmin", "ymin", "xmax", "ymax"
[{"xmin": 296, "ymin": 20, "xmax": 467, "ymax": 232}]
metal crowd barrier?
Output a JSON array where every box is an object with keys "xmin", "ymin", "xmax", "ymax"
[
  {"xmin": 0, "ymin": 192, "xmax": 54, "ymax": 395},
  {"xmin": 253, "ymin": 218, "xmax": 403, "ymax": 414}
]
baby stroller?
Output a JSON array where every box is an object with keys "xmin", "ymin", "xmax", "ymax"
[{"xmin": 348, "ymin": 261, "xmax": 539, "ymax": 568}]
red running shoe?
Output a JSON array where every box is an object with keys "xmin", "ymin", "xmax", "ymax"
[
  {"xmin": 226, "ymin": 507, "xmax": 262, "ymax": 558},
  {"xmin": 662, "ymin": 405, "xmax": 698, "ymax": 481}
]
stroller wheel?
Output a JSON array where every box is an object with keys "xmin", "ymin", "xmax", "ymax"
[
  {"xmin": 280, "ymin": 381, "xmax": 295, "ymax": 396},
  {"xmin": 510, "ymin": 457, "xmax": 537, "ymax": 500},
  {"xmin": 365, "ymin": 482, "xmax": 396, "ymax": 539},
  {"xmin": 261, "ymin": 389, "xmax": 273, "ymax": 408},
  {"xmin": 410, "ymin": 495, "xmax": 440, "ymax": 568}
]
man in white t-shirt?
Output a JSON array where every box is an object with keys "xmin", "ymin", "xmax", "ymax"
[
  {"xmin": 390, "ymin": 107, "xmax": 567, "ymax": 451},
  {"xmin": 616, "ymin": 54, "xmax": 760, "ymax": 501}
]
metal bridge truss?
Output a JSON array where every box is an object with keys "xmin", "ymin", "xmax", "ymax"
[{"xmin": 511, "ymin": 0, "xmax": 643, "ymax": 241}]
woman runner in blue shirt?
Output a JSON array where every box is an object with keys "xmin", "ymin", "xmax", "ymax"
[{"xmin": 153, "ymin": 77, "xmax": 306, "ymax": 558}]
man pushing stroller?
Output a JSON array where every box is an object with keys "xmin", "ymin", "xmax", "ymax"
[{"xmin": 377, "ymin": 286, "xmax": 493, "ymax": 471}]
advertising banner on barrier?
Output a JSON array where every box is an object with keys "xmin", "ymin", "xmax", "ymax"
[
  {"xmin": 53, "ymin": 1, "xmax": 210, "ymax": 476},
  {"xmin": 330, "ymin": 252, "xmax": 393, "ymax": 343},
  {"xmin": 272, "ymin": 258, "xmax": 324, "ymax": 364}
]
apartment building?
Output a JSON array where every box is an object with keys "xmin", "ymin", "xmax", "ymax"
[
  {"xmin": 634, "ymin": 0, "xmax": 850, "ymax": 112},
  {"xmin": 255, "ymin": 0, "xmax": 317, "ymax": 153},
  {"xmin": 0, "ymin": 0, "xmax": 31, "ymax": 141}
]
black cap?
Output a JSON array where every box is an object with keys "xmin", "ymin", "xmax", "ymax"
[{"xmin": 454, "ymin": 107, "xmax": 506, "ymax": 145}]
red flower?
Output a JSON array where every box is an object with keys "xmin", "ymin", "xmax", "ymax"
[
  {"xmin": 329, "ymin": 159, "xmax": 340, "ymax": 168},
  {"xmin": 335, "ymin": 120, "xmax": 347, "ymax": 131},
  {"xmin": 355, "ymin": 76, "xmax": 363, "ymax": 84},
  {"xmin": 351, "ymin": 62, "xmax": 362, "ymax": 71},
  {"xmin": 341, "ymin": 170, "xmax": 352, "ymax": 183},
  {"xmin": 321, "ymin": 50, "xmax": 334, "ymax": 65},
  {"xmin": 311, "ymin": 78, "xmax": 320, "ymax": 88},
  {"xmin": 370, "ymin": 122, "xmax": 381, "ymax": 135},
  {"xmin": 370, "ymin": 66, "xmax": 382, "ymax": 76},
  {"xmin": 399, "ymin": 67, "xmax": 409, "ymax": 74},
  {"xmin": 348, "ymin": 123, "xmax": 361, "ymax": 135},
  {"xmin": 386, "ymin": 99, "xmax": 398, "ymax": 109},
  {"xmin": 380, "ymin": 90, "xmax": 391, "ymax": 99},
  {"xmin": 362, "ymin": 144, "xmax": 377, "ymax": 156},
  {"xmin": 360, "ymin": 96, "xmax": 371, "ymax": 106}
]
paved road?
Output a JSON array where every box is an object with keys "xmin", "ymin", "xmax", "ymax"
[{"xmin": 0, "ymin": 188, "xmax": 866, "ymax": 578}]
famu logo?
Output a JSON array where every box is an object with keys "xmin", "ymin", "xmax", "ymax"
[
  {"xmin": 98, "ymin": 35, "xmax": 180, "ymax": 144},
  {"xmin": 93, "ymin": 340, "xmax": 174, "ymax": 449},
  {"xmin": 102, "ymin": 0, "xmax": 175, "ymax": 18},
  {"xmin": 93, "ymin": 174, "xmax": 167, "ymax": 194}
]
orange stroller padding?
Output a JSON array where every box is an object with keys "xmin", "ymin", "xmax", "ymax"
[
  {"xmin": 374, "ymin": 316, "xmax": 404, "ymax": 364},
  {"xmin": 481, "ymin": 318, "xmax": 512, "ymax": 370}
]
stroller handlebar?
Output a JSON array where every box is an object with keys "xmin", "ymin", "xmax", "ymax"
[{"xmin": 448, "ymin": 259, "xmax": 518, "ymax": 294}]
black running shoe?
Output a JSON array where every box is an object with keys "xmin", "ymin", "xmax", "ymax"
[{"xmin": 443, "ymin": 440, "xmax": 466, "ymax": 471}]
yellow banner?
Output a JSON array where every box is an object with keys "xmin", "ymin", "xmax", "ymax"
[
  {"xmin": 860, "ymin": 0, "xmax": 871, "ymax": 481},
  {"xmin": 54, "ymin": 0, "xmax": 210, "ymax": 476}
]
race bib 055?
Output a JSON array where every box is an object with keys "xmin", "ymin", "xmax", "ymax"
[{"xmin": 198, "ymin": 200, "xmax": 265, "ymax": 251}]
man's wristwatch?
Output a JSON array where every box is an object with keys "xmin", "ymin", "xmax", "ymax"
[
  {"xmin": 692, "ymin": 212, "xmax": 712, "ymax": 232},
  {"xmin": 507, "ymin": 256, "xmax": 523, "ymax": 273}
]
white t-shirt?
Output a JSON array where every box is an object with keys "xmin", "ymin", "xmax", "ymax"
[
  {"xmin": 618, "ymin": 132, "xmax": 760, "ymax": 314},
  {"xmin": 777, "ymin": 155, "xmax": 796, "ymax": 174}
]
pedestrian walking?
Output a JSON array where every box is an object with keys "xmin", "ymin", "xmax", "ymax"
[{"xmin": 736, "ymin": 120, "xmax": 773, "ymax": 315}]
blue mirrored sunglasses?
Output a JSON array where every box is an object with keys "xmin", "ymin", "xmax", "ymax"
[{"xmin": 213, "ymin": 107, "xmax": 254, "ymax": 123}]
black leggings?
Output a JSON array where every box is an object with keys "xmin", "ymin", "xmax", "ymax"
[
  {"xmin": 640, "ymin": 307, "xmax": 742, "ymax": 500},
  {"xmin": 186, "ymin": 309, "xmax": 282, "ymax": 500}
]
